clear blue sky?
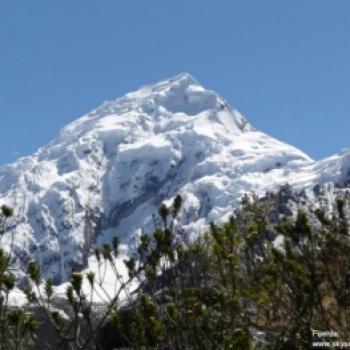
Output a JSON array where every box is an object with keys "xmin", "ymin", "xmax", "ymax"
[{"xmin": 1, "ymin": 1, "xmax": 349, "ymax": 165}]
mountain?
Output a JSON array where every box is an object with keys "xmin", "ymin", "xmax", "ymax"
[{"xmin": 1, "ymin": 73, "xmax": 350, "ymax": 283}]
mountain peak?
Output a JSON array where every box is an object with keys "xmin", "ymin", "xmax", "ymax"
[
  {"xmin": 61, "ymin": 73, "xmax": 244, "ymax": 140},
  {"xmin": 0, "ymin": 74, "xmax": 345, "ymax": 283},
  {"xmin": 157, "ymin": 72, "xmax": 199, "ymax": 87},
  {"xmin": 121, "ymin": 72, "xmax": 218, "ymax": 117},
  {"xmin": 124, "ymin": 72, "xmax": 200, "ymax": 99}
]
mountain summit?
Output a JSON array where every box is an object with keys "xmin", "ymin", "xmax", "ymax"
[{"xmin": 0, "ymin": 74, "xmax": 349, "ymax": 282}]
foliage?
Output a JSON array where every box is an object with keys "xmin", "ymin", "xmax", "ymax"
[
  {"xmin": 97, "ymin": 193, "xmax": 350, "ymax": 349},
  {"xmin": 0, "ymin": 206, "xmax": 37, "ymax": 350},
  {"xmin": 2, "ymin": 189, "xmax": 350, "ymax": 349}
]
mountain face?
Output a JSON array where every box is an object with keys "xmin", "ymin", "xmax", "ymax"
[{"xmin": 1, "ymin": 73, "xmax": 350, "ymax": 283}]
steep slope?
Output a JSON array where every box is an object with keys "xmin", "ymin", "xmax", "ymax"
[{"xmin": 0, "ymin": 73, "xmax": 348, "ymax": 282}]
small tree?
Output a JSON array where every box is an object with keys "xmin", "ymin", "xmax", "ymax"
[{"xmin": 0, "ymin": 205, "xmax": 37, "ymax": 350}]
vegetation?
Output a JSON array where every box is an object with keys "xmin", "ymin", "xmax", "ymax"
[
  {"xmin": 0, "ymin": 205, "xmax": 37, "ymax": 349},
  {"xmin": 1, "ymin": 189, "xmax": 350, "ymax": 349}
]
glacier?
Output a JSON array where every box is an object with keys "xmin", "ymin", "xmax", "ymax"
[{"xmin": 0, "ymin": 73, "xmax": 349, "ymax": 283}]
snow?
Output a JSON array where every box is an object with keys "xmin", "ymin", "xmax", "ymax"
[
  {"xmin": 8, "ymin": 288, "xmax": 28, "ymax": 307},
  {"xmin": 53, "ymin": 253, "xmax": 138, "ymax": 305},
  {"xmin": 0, "ymin": 73, "xmax": 349, "ymax": 286}
]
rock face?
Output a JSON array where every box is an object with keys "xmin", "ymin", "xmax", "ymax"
[{"xmin": 0, "ymin": 73, "xmax": 349, "ymax": 282}]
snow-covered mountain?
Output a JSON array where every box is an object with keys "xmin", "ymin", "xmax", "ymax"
[{"xmin": 1, "ymin": 73, "xmax": 349, "ymax": 283}]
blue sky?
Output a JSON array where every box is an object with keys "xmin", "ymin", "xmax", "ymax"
[{"xmin": 1, "ymin": 1, "xmax": 349, "ymax": 164}]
